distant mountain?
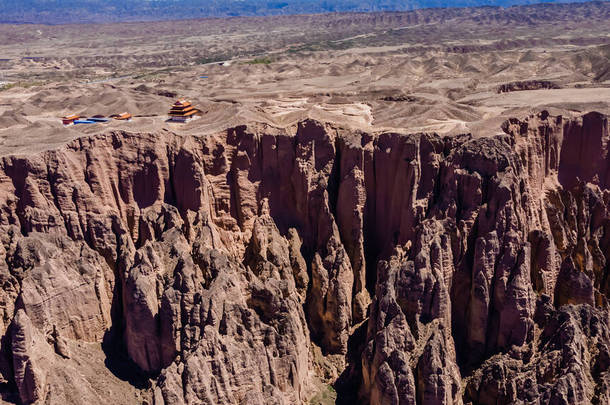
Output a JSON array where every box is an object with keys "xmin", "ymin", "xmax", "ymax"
[{"xmin": 0, "ymin": 0, "xmax": 595, "ymax": 24}]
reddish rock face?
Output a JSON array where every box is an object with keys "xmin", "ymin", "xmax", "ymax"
[{"xmin": 0, "ymin": 112, "xmax": 607, "ymax": 404}]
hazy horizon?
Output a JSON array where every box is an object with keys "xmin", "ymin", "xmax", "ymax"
[{"xmin": 0, "ymin": 0, "xmax": 600, "ymax": 24}]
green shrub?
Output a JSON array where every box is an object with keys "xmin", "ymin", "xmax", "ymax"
[
  {"xmin": 0, "ymin": 81, "xmax": 45, "ymax": 91},
  {"xmin": 245, "ymin": 57, "xmax": 272, "ymax": 65}
]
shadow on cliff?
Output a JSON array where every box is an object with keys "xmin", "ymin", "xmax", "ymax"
[
  {"xmin": 102, "ymin": 328, "xmax": 152, "ymax": 390},
  {"xmin": 101, "ymin": 273, "xmax": 153, "ymax": 390},
  {"xmin": 335, "ymin": 321, "xmax": 368, "ymax": 404},
  {"xmin": 0, "ymin": 327, "xmax": 19, "ymax": 404}
]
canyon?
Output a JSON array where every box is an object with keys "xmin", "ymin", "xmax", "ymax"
[
  {"xmin": 0, "ymin": 110, "xmax": 606, "ymax": 404},
  {"xmin": 0, "ymin": 1, "xmax": 609, "ymax": 403}
]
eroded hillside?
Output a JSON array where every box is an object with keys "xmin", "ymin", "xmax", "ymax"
[{"xmin": 0, "ymin": 111, "xmax": 607, "ymax": 404}]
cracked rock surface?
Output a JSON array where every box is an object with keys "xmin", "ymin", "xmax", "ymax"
[{"xmin": 0, "ymin": 111, "xmax": 607, "ymax": 404}]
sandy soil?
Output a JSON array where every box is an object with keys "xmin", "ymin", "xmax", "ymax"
[{"xmin": 0, "ymin": 2, "xmax": 608, "ymax": 156}]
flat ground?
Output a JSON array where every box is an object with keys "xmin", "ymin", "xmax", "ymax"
[{"xmin": 0, "ymin": 1, "xmax": 608, "ymax": 155}]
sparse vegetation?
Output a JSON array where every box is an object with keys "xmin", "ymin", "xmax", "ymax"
[
  {"xmin": 196, "ymin": 54, "xmax": 233, "ymax": 65},
  {"xmin": 245, "ymin": 56, "xmax": 273, "ymax": 65},
  {"xmin": 0, "ymin": 81, "xmax": 45, "ymax": 91},
  {"xmin": 0, "ymin": 83, "xmax": 16, "ymax": 91},
  {"xmin": 286, "ymin": 40, "xmax": 355, "ymax": 54},
  {"xmin": 132, "ymin": 67, "xmax": 175, "ymax": 80},
  {"xmin": 497, "ymin": 80, "xmax": 561, "ymax": 93},
  {"xmin": 308, "ymin": 384, "xmax": 337, "ymax": 405}
]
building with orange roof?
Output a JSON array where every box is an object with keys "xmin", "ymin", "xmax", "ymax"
[
  {"xmin": 110, "ymin": 112, "xmax": 132, "ymax": 121},
  {"xmin": 62, "ymin": 114, "xmax": 80, "ymax": 125},
  {"xmin": 168, "ymin": 100, "xmax": 201, "ymax": 123}
]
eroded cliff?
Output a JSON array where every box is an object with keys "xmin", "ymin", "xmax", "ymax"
[{"xmin": 0, "ymin": 111, "xmax": 607, "ymax": 404}]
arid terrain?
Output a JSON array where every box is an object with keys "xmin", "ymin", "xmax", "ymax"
[{"xmin": 0, "ymin": 2, "xmax": 609, "ymax": 404}]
